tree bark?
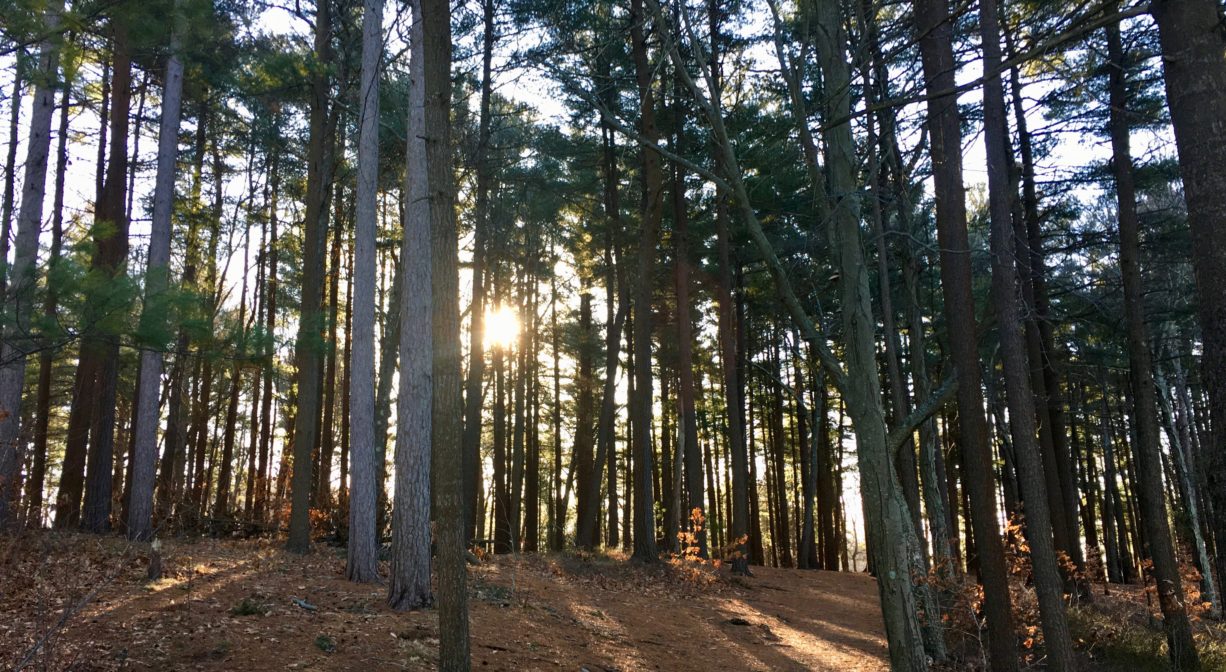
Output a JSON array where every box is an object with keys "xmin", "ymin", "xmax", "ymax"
[
  {"xmin": 671, "ymin": 92, "xmax": 705, "ymax": 558},
  {"xmin": 574, "ymin": 111, "xmax": 629, "ymax": 551},
  {"xmin": 420, "ymin": 0, "xmax": 470, "ymax": 661},
  {"xmin": 628, "ymin": 0, "xmax": 660, "ymax": 563},
  {"xmin": 0, "ymin": 3, "xmax": 61, "ymax": 526},
  {"xmin": 256, "ymin": 153, "xmax": 280, "ymax": 522},
  {"xmin": 389, "ymin": 0, "xmax": 435, "ymax": 606},
  {"xmin": 77, "ymin": 16, "xmax": 132, "ymax": 534},
  {"xmin": 1107, "ymin": 16, "xmax": 1201, "ymax": 667},
  {"xmin": 317, "ymin": 186, "xmax": 345, "ymax": 507},
  {"xmin": 347, "ymin": 0, "xmax": 382, "ymax": 583},
  {"xmin": 25, "ymin": 63, "xmax": 72, "ymax": 528},
  {"xmin": 128, "ymin": 12, "xmax": 184, "ymax": 538},
  {"xmin": 908, "ymin": 0, "xmax": 1018, "ymax": 664},
  {"xmin": 287, "ymin": 0, "xmax": 334, "ymax": 553},
  {"xmin": 0, "ymin": 54, "xmax": 22, "ymax": 295},
  {"xmin": 462, "ymin": 0, "xmax": 495, "ymax": 544},
  {"xmin": 979, "ymin": 0, "xmax": 1075, "ymax": 667},
  {"xmin": 1152, "ymin": 0, "xmax": 1226, "ymax": 620}
]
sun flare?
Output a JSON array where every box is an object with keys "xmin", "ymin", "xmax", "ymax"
[{"xmin": 484, "ymin": 305, "xmax": 520, "ymax": 349}]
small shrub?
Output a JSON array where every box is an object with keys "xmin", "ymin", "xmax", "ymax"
[{"xmin": 229, "ymin": 596, "xmax": 269, "ymax": 617}]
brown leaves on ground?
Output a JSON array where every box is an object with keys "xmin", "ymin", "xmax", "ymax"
[{"xmin": 1, "ymin": 531, "xmax": 889, "ymax": 671}]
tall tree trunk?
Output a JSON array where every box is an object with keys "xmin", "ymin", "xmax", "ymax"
[
  {"xmin": 389, "ymin": 0, "xmax": 435, "ymax": 606},
  {"xmin": 287, "ymin": 0, "xmax": 333, "ymax": 553},
  {"xmin": 1157, "ymin": 365, "xmax": 1219, "ymax": 613},
  {"xmin": 572, "ymin": 288, "xmax": 596, "ymax": 545},
  {"xmin": 706, "ymin": 0, "xmax": 751, "ymax": 575},
  {"xmin": 575, "ymin": 111, "xmax": 628, "ymax": 550},
  {"xmin": 317, "ymin": 185, "xmax": 345, "ymax": 506},
  {"xmin": 796, "ymin": 341, "xmax": 819, "ymax": 569},
  {"xmin": 245, "ymin": 227, "xmax": 266, "ymax": 519},
  {"xmin": 492, "ymin": 305, "xmax": 510, "ymax": 553},
  {"xmin": 374, "ymin": 201, "xmax": 401, "ymax": 534},
  {"xmin": 76, "ymin": 16, "xmax": 132, "ymax": 533},
  {"xmin": 806, "ymin": 0, "xmax": 937, "ymax": 661},
  {"xmin": 0, "ymin": 54, "xmax": 22, "ymax": 292},
  {"xmin": 628, "ymin": 0, "xmax": 660, "ymax": 563},
  {"xmin": 214, "ymin": 249, "xmax": 248, "ymax": 520},
  {"xmin": 346, "ymin": 0, "xmax": 382, "ymax": 582},
  {"xmin": 419, "ymin": 0, "xmax": 470, "ymax": 661},
  {"xmin": 979, "ymin": 0, "xmax": 1075, "ymax": 667},
  {"xmin": 1005, "ymin": 30, "xmax": 1083, "ymax": 579},
  {"xmin": 1167, "ymin": 359, "xmax": 1218, "ymax": 612},
  {"xmin": 0, "ymin": 5, "xmax": 61, "ymax": 526},
  {"xmin": 1152, "ymin": 0, "xmax": 1226, "ymax": 618},
  {"xmin": 1100, "ymin": 373, "xmax": 1127, "ymax": 583},
  {"xmin": 550, "ymin": 260, "xmax": 565, "ymax": 551},
  {"xmin": 1071, "ymin": 384, "xmax": 1102, "ymax": 571},
  {"xmin": 525, "ymin": 289, "xmax": 541, "ymax": 552},
  {"xmin": 154, "ymin": 106, "xmax": 209, "ymax": 524},
  {"xmin": 672, "ymin": 97, "xmax": 705, "ymax": 558},
  {"xmin": 768, "ymin": 337, "xmax": 791, "ymax": 567},
  {"xmin": 858, "ymin": 7, "xmax": 921, "ymax": 542},
  {"xmin": 910, "ymin": 0, "xmax": 1017, "ymax": 665},
  {"xmin": 1107, "ymin": 17, "xmax": 1201, "ymax": 667},
  {"xmin": 339, "ymin": 238, "xmax": 353, "ymax": 508},
  {"xmin": 462, "ymin": 0, "xmax": 495, "ymax": 544},
  {"xmin": 510, "ymin": 291, "xmax": 527, "ymax": 549},
  {"xmin": 26, "ymin": 65, "xmax": 72, "ymax": 527},
  {"xmin": 256, "ymin": 152, "xmax": 280, "ymax": 522}
]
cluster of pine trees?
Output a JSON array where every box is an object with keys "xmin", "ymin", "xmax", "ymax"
[{"xmin": 1, "ymin": 0, "xmax": 1224, "ymax": 668}]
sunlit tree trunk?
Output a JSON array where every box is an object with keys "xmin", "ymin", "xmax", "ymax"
[
  {"xmin": 256, "ymin": 152, "xmax": 280, "ymax": 522},
  {"xmin": 0, "ymin": 2, "xmax": 62, "ymax": 526},
  {"xmin": 318, "ymin": 186, "xmax": 345, "ymax": 506},
  {"xmin": 575, "ymin": 107, "xmax": 629, "ymax": 550},
  {"xmin": 389, "ymin": 0, "xmax": 434, "ymax": 605},
  {"xmin": 26, "ymin": 65, "xmax": 73, "ymax": 528},
  {"xmin": 128, "ymin": 12, "xmax": 184, "ymax": 539}
]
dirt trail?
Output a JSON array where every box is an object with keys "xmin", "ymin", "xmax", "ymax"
[{"xmin": 1, "ymin": 533, "xmax": 888, "ymax": 671}]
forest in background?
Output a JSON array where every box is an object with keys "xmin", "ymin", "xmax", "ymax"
[{"xmin": 1, "ymin": 0, "xmax": 1225, "ymax": 669}]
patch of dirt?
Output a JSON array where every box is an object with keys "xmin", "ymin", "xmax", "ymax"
[{"xmin": 0, "ymin": 532, "xmax": 889, "ymax": 671}]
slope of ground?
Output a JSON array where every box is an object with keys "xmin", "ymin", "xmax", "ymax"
[{"xmin": 0, "ymin": 532, "xmax": 889, "ymax": 671}]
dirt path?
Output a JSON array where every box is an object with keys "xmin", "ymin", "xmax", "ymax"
[{"xmin": 1, "ymin": 533, "xmax": 888, "ymax": 671}]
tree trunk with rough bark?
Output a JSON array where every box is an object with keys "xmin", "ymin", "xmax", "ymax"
[
  {"xmin": 421, "ymin": 0, "xmax": 469, "ymax": 661},
  {"xmin": 346, "ymin": 0, "xmax": 382, "ymax": 583},
  {"xmin": 979, "ymin": 0, "xmax": 1075, "ymax": 667},
  {"xmin": 388, "ymin": 0, "xmax": 435, "ymax": 606},
  {"xmin": 1107, "ymin": 16, "xmax": 1201, "ymax": 667},
  {"xmin": 910, "ymin": 0, "xmax": 1018, "ymax": 665},
  {"xmin": 287, "ymin": 0, "xmax": 333, "ymax": 554},
  {"xmin": 1152, "ymin": 0, "xmax": 1226, "ymax": 621}
]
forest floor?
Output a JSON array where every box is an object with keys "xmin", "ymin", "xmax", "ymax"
[{"xmin": 1, "ymin": 531, "xmax": 1223, "ymax": 671}]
